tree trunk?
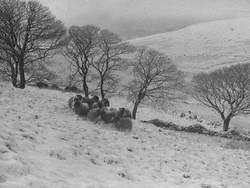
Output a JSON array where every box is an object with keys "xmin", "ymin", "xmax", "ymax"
[
  {"xmin": 11, "ymin": 74, "xmax": 17, "ymax": 87},
  {"xmin": 100, "ymin": 78, "xmax": 105, "ymax": 99},
  {"xmin": 223, "ymin": 116, "xmax": 231, "ymax": 131},
  {"xmin": 10, "ymin": 62, "xmax": 18, "ymax": 87},
  {"xmin": 132, "ymin": 99, "xmax": 141, "ymax": 120},
  {"xmin": 18, "ymin": 60, "xmax": 26, "ymax": 89},
  {"xmin": 82, "ymin": 75, "xmax": 89, "ymax": 97}
]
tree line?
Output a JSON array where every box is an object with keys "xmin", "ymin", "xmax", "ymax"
[{"xmin": 1, "ymin": 0, "xmax": 250, "ymax": 130}]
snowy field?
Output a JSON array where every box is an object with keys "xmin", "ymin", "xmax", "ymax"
[
  {"xmin": 0, "ymin": 82, "xmax": 250, "ymax": 188},
  {"xmin": 129, "ymin": 17, "xmax": 250, "ymax": 76}
]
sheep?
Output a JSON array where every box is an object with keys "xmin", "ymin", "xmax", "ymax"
[
  {"xmin": 87, "ymin": 108, "xmax": 102, "ymax": 122},
  {"xmin": 92, "ymin": 101, "xmax": 103, "ymax": 109},
  {"xmin": 68, "ymin": 96, "xmax": 75, "ymax": 109},
  {"xmin": 75, "ymin": 95, "xmax": 84, "ymax": 101},
  {"xmin": 112, "ymin": 109, "xmax": 132, "ymax": 131},
  {"xmin": 110, "ymin": 108, "xmax": 118, "ymax": 113},
  {"xmin": 114, "ymin": 118, "xmax": 133, "ymax": 132},
  {"xmin": 81, "ymin": 95, "xmax": 99, "ymax": 108},
  {"xmin": 73, "ymin": 98, "xmax": 89, "ymax": 117},
  {"xmin": 100, "ymin": 107, "xmax": 117, "ymax": 124},
  {"xmin": 118, "ymin": 108, "xmax": 132, "ymax": 119},
  {"xmin": 68, "ymin": 95, "xmax": 83, "ymax": 110},
  {"xmin": 101, "ymin": 98, "xmax": 110, "ymax": 107}
]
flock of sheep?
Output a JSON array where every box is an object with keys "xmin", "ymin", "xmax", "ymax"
[{"xmin": 68, "ymin": 95, "xmax": 133, "ymax": 131}]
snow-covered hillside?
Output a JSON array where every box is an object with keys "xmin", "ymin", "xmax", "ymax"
[
  {"xmin": 0, "ymin": 83, "xmax": 250, "ymax": 188},
  {"xmin": 129, "ymin": 18, "xmax": 250, "ymax": 74}
]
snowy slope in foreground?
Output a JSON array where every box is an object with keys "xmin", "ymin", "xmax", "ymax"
[
  {"xmin": 0, "ymin": 83, "xmax": 250, "ymax": 188},
  {"xmin": 129, "ymin": 18, "xmax": 250, "ymax": 74}
]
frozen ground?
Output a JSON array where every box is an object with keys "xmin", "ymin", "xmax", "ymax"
[
  {"xmin": 129, "ymin": 17, "xmax": 250, "ymax": 76},
  {"xmin": 0, "ymin": 83, "xmax": 250, "ymax": 188}
]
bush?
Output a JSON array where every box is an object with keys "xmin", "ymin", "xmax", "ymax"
[
  {"xmin": 36, "ymin": 81, "xmax": 48, "ymax": 88},
  {"xmin": 50, "ymin": 84, "xmax": 60, "ymax": 90},
  {"xmin": 64, "ymin": 86, "xmax": 79, "ymax": 92},
  {"xmin": 144, "ymin": 119, "xmax": 250, "ymax": 141},
  {"xmin": 182, "ymin": 124, "xmax": 209, "ymax": 134}
]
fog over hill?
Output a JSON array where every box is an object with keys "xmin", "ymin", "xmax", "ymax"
[{"xmin": 38, "ymin": 0, "xmax": 250, "ymax": 39}]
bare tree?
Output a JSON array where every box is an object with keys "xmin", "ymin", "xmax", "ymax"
[
  {"xmin": 63, "ymin": 25, "xmax": 99, "ymax": 97},
  {"xmin": 92, "ymin": 29, "xmax": 134, "ymax": 99},
  {"xmin": 127, "ymin": 48, "xmax": 183, "ymax": 119},
  {"xmin": 192, "ymin": 63, "xmax": 250, "ymax": 131},
  {"xmin": 0, "ymin": 0, "xmax": 66, "ymax": 88}
]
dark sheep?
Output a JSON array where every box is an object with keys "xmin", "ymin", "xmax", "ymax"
[
  {"xmin": 73, "ymin": 99, "xmax": 89, "ymax": 117},
  {"xmin": 76, "ymin": 95, "xmax": 84, "ymax": 101},
  {"xmin": 87, "ymin": 108, "xmax": 102, "ymax": 122},
  {"xmin": 114, "ymin": 118, "xmax": 133, "ymax": 132},
  {"xmin": 68, "ymin": 95, "xmax": 83, "ymax": 110}
]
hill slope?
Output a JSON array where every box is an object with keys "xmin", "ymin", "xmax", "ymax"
[
  {"xmin": 0, "ymin": 83, "xmax": 250, "ymax": 188},
  {"xmin": 129, "ymin": 18, "xmax": 250, "ymax": 74}
]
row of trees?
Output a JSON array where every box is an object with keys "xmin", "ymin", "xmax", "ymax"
[
  {"xmin": 63, "ymin": 25, "xmax": 133, "ymax": 99},
  {"xmin": 63, "ymin": 25, "xmax": 184, "ymax": 119},
  {"xmin": 0, "ymin": 0, "xmax": 183, "ymax": 120},
  {"xmin": 1, "ymin": 0, "xmax": 250, "ymax": 130}
]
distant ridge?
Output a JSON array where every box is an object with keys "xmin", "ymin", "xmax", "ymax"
[{"xmin": 129, "ymin": 17, "xmax": 250, "ymax": 74}]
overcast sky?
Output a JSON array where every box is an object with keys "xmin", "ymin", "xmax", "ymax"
[{"xmin": 38, "ymin": 0, "xmax": 250, "ymax": 39}]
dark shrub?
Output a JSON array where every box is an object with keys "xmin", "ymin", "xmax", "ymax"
[
  {"xmin": 50, "ymin": 84, "xmax": 60, "ymax": 90},
  {"xmin": 183, "ymin": 124, "xmax": 209, "ymax": 134},
  {"xmin": 36, "ymin": 81, "xmax": 48, "ymax": 88},
  {"xmin": 64, "ymin": 86, "xmax": 79, "ymax": 92}
]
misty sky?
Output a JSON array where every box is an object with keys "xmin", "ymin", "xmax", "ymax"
[{"xmin": 39, "ymin": 0, "xmax": 250, "ymax": 39}]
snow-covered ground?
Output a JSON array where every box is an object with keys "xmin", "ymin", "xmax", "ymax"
[
  {"xmin": 129, "ymin": 17, "xmax": 250, "ymax": 75},
  {"xmin": 0, "ymin": 83, "xmax": 250, "ymax": 188}
]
